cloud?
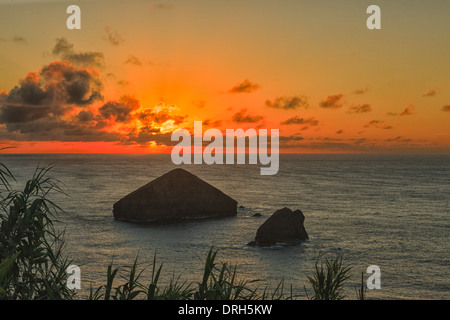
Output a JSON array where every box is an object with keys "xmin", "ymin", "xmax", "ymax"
[
  {"xmin": 3, "ymin": 61, "xmax": 102, "ymax": 110},
  {"xmin": 265, "ymin": 95, "xmax": 309, "ymax": 110},
  {"xmin": 151, "ymin": 3, "xmax": 173, "ymax": 11},
  {"xmin": 387, "ymin": 104, "xmax": 414, "ymax": 116},
  {"xmin": 124, "ymin": 55, "xmax": 143, "ymax": 66},
  {"xmin": 385, "ymin": 136, "xmax": 412, "ymax": 143},
  {"xmin": 278, "ymin": 134, "xmax": 305, "ymax": 148},
  {"xmin": 0, "ymin": 41, "xmax": 190, "ymax": 148},
  {"xmin": 12, "ymin": 36, "xmax": 27, "ymax": 43},
  {"xmin": 138, "ymin": 109, "xmax": 185, "ymax": 125},
  {"xmin": 442, "ymin": 105, "xmax": 450, "ymax": 112},
  {"xmin": 364, "ymin": 120, "xmax": 393, "ymax": 130},
  {"xmin": 275, "ymin": 135, "xmax": 426, "ymax": 152},
  {"xmin": 232, "ymin": 109, "xmax": 264, "ymax": 123},
  {"xmin": 353, "ymin": 87, "xmax": 369, "ymax": 95},
  {"xmin": 348, "ymin": 104, "xmax": 371, "ymax": 113},
  {"xmin": 103, "ymin": 26, "xmax": 124, "ymax": 46},
  {"xmin": 52, "ymin": 38, "xmax": 104, "ymax": 69},
  {"xmin": 319, "ymin": 94, "xmax": 344, "ymax": 109},
  {"xmin": 76, "ymin": 110, "xmax": 95, "ymax": 123},
  {"xmin": 117, "ymin": 80, "xmax": 129, "ymax": 87},
  {"xmin": 423, "ymin": 88, "xmax": 438, "ymax": 97},
  {"xmin": 281, "ymin": 116, "xmax": 319, "ymax": 126},
  {"xmin": 0, "ymin": 111, "xmax": 121, "ymax": 143},
  {"xmin": 228, "ymin": 79, "xmax": 259, "ymax": 93},
  {"xmin": 336, "ymin": 129, "xmax": 343, "ymax": 134},
  {"xmin": 0, "ymin": 105, "xmax": 52, "ymax": 124},
  {"xmin": 98, "ymin": 95, "xmax": 141, "ymax": 123},
  {"xmin": 399, "ymin": 105, "xmax": 414, "ymax": 116},
  {"xmin": 99, "ymin": 103, "xmax": 134, "ymax": 123},
  {"xmin": 126, "ymin": 130, "xmax": 174, "ymax": 146},
  {"xmin": 0, "ymin": 61, "xmax": 110, "ymax": 141},
  {"xmin": 203, "ymin": 119, "xmax": 223, "ymax": 127},
  {"xmin": 192, "ymin": 100, "xmax": 206, "ymax": 109}
]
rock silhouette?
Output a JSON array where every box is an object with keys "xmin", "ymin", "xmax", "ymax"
[
  {"xmin": 248, "ymin": 207, "xmax": 308, "ymax": 247},
  {"xmin": 113, "ymin": 168, "xmax": 237, "ymax": 223}
]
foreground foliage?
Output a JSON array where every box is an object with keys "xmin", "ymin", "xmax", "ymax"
[{"xmin": 0, "ymin": 163, "xmax": 74, "ymax": 299}]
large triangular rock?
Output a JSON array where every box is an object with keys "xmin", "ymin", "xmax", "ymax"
[
  {"xmin": 113, "ymin": 168, "xmax": 237, "ymax": 222},
  {"xmin": 248, "ymin": 207, "xmax": 308, "ymax": 247}
]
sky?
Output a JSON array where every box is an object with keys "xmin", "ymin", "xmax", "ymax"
[{"xmin": 0, "ymin": 0, "xmax": 449, "ymax": 153}]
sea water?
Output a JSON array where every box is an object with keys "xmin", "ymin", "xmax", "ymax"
[{"xmin": 0, "ymin": 153, "xmax": 448, "ymax": 299}]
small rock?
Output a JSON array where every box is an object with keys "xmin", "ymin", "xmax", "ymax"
[{"xmin": 248, "ymin": 207, "xmax": 308, "ymax": 247}]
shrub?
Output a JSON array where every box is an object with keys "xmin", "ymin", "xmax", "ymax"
[
  {"xmin": 0, "ymin": 164, "xmax": 74, "ymax": 300},
  {"xmin": 306, "ymin": 253, "xmax": 352, "ymax": 300}
]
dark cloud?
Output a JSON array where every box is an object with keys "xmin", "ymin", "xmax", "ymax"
[
  {"xmin": 399, "ymin": 105, "xmax": 414, "ymax": 116},
  {"xmin": 280, "ymin": 116, "xmax": 319, "ymax": 126},
  {"xmin": 364, "ymin": 120, "xmax": 393, "ymax": 130},
  {"xmin": 0, "ymin": 61, "xmax": 106, "ymax": 141},
  {"xmin": 103, "ymin": 26, "xmax": 124, "ymax": 46},
  {"xmin": 387, "ymin": 104, "xmax": 414, "ymax": 116},
  {"xmin": 0, "ymin": 41, "xmax": 188, "ymax": 148},
  {"xmin": 319, "ymin": 94, "xmax": 344, "ymax": 109},
  {"xmin": 52, "ymin": 37, "xmax": 105, "ymax": 69},
  {"xmin": 12, "ymin": 36, "xmax": 27, "ymax": 43},
  {"xmin": 203, "ymin": 119, "xmax": 222, "ymax": 127},
  {"xmin": 271, "ymin": 134, "xmax": 424, "ymax": 152},
  {"xmin": 278, "ymin": 136, "xmax": 374, "ymax": 152},
  {"xmin": 228, "ymin": 79, "xmax": 259, "ymax": 93},
  {"xmin": 124, "ymin": 55, "xmax": 142, "ymax": 66},
  {"xmin": 265, "ymin": 95, "xmax": 309, "ymax": 110},
  {"xmin": 423, "ymin": 89, "xmax": 438, "ymax": 97},
  {"xmin": 5, "ymin": 72, "xmax": 47, "ymax": 106},
  {"xmin": 336, "ymin": 129, "xmax": 343, "ymax": 134},
  {"xmin": 152, "ymin": 3, "xmax": 173, "ymax": 10},
  {"xmin": 0, "ymin": 105, "xmax": 51, "ymax": 123},
  {"xmin": 192, "ymin": 100, "xmax": 206, "ymax": 108},
  {"xmin": 76, "ymin": 110, "xmax": 95, "ymax": 122},
  {"xmin": 117, "ymin": 80, "xmax": 129, "ymax": 87},
  {"xmin": 126, "ymin": 130, "xmax": 174, "ymax": 146},
  {"xmin": 353, "ymin": 87, "xmax": 369, "ymax": 95},
  {"xmin": 348, "ymin": 104, "xmax": 371, "ymax": 113},
  {"xmin": 41, "ymin": 61, "xmax": 103, "ymax": 105},
  {"xmin": 278, "ymin": 134, "xmax": 305, "ymax": 148},
  {"xmin": 99, "ymin": 96, "xmax": 140, "ymax": 123},
  {"xmin": 0, "ymin": 113, "xmax": 121, "ymax": 142},
  {"xmin": 60, "ymin": 125, "xmax": 122, "ymax": 142},
  {"xmin": 232, "ymin": 109, "xmax": 264, "ymax": 123},
  {"xmin": 442, "ymin": 105, "xmax": 450, "ymax": 112},
  {"xmin": 99, "ymin": 102, "xmax": 134, "ymax": 123},
  {"xmin": 1, "ymin": 61, "xmax": 102, "ymax": 124},
  {"xmin": 385, "ymin": 136, "xmax": 412, "ymax": 143},
  {"xmin": 138, "ymin": 109, "xmax": 185, "ymax": 125}
]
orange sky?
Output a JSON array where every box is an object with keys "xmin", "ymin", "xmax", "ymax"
[{"xmin": 0, "ymin": 1, "xmax": 449, "ymax": 154}]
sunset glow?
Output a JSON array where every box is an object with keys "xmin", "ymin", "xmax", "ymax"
[{"xmin": 1, "ymin": 1, "xmax": 449, "ymax": 154}]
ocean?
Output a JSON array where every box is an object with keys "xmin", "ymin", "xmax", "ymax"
[{"xmin": 0, "ymin": 153, "xmax": 449, "ymax": 299}]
